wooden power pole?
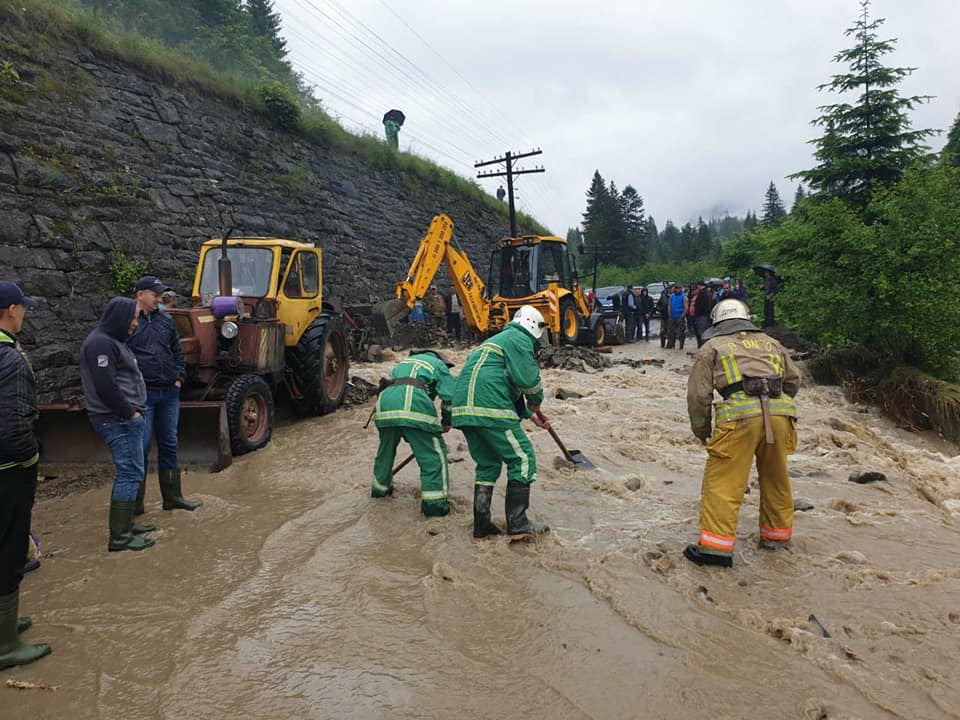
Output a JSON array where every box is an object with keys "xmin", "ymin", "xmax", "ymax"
[{"xmin": 475, "ymin": 149, "xmax": 545, "ymax": 237}]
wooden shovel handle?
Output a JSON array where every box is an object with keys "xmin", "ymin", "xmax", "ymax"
[
  {"xmin": 536, "ymin": 411, "xmax": 575, "ymax": 462},
  {"xmin": 392, "ymin": 453, "xmax": 416, "ymax": 475}
]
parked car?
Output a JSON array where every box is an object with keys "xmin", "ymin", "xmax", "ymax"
[{"xmin": 591, "ymin": 286, "xmax": 626, "ymax": 344}]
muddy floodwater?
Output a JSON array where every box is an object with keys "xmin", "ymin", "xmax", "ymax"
[{"xmin": 9, "ymin": 333, "xmax": 960, "ymax": 720}]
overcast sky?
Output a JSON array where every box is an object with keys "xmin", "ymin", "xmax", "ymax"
[{"xmin": 274, "ymin": 0, "xmax": 959, "ymax": 234}]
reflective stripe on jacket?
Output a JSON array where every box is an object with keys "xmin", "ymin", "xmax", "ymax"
[
  {"xmin": 375, "ymin": 353, "xmax": 455, "ymax": 432},
  {"xmin": 452, "ymin": 323, "xmax": 544, "ymax": 429}
]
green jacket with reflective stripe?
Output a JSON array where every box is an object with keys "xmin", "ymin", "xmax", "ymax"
[
  {"xmin": 451, "ymin": 322, "xmax": 544, "ymax": 429},
  {"xmin": 374, "ymin": 353, "xmax": 455, "ymax": 433}
]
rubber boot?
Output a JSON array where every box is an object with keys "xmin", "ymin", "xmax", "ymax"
[
  {"xmin": 17, "ymin": 617, "xmax": 31, "ymax": 634},
  {"xmin": 131, "ymin": 481, "xmax": 156, "ymax": 534},
  {"xmin": 108, "ymin": 501, "xmax": 156, "ymax": 552},
  {"xmin": 159, "ymin": 469, "xmax": 201, "ymax": 511},
  {"xmin": 472, "ymin": 485, "xmax": 502, "ymax": 538},
  {"xmin": 505, "ymin": 480, "xmax": 549, "ymax": 541},
  {"xmin": 421, "ymin": 498, "xmax": 450, "ymax": 517},
  {"xmin": 683, "ymin": 543, "xmax": 733, "ymax": 568},
  {"xmin": 0, "ymin": 591, "xmax": 51, "ymax": 670}
]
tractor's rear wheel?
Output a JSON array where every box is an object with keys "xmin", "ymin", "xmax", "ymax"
[
  {"xmin": 560, "ymin": 298, "xmax": 581, "ymax": 346},
  {"xmin": 592, "ymin": 319, "xmax": 606, "ymax": 347},
  {"xmin": 287, "ymin": 313, "xmax": 350, "ymax": 416},
  {"xmin": 225, "ymin": 374, "xmax": 273, "ymax": 456}
]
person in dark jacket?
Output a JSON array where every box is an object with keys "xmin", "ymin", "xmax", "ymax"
[
  {"xmin": 0, "ymin": 282, "xmax": 51, "ymax": 669},
  {"xmin": 619, "ymin": 286, "xmax": 636, "ymax": 343},
  {"xmin": 128, "ymin": 276, "xmax": 200, "ymax": 515},
  {"xmin": 635, "ymin": 287, "xmax": 654, "ymax": 341},
  {"xmin": 692, "ymin": 281, "xmax": 714, "ymax": 348},
  {"xmin": 657, "ymin": 285, "xmax": 671, "ymax": 347},
  {"xmin": 81, "ymin": 297, "xmax": 155, "ymax": 553}
]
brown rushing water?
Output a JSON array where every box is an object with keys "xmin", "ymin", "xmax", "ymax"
[{"xmin": 9, "ymin": 329, "xmax": 960, "ymax": 720}]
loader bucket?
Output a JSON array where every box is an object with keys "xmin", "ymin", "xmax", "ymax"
[
  {"xmin": 36, "ymin": 401, "xmax": 232, "ymax": 472},
  {"xmin": 371, "ymin": 298, "xmax": 409, "ymax": 340}
]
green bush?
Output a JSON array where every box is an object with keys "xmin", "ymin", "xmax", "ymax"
[
  {"xmin": 108, "ymin": 252, "xmax": 147, "ymax": 294},
  {"xmin": 257, "ymin": 80, "xmax": 301, "ymax": 131}
]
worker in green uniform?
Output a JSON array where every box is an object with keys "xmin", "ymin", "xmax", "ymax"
[
  {"xmin": 371, "ymin": 349, "xmax": 456, "ymax": 517},
  {"xmin": 452, "ymin": 305, "xmax": 551, "ymax": 540}
]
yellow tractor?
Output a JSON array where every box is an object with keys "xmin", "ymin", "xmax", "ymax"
[
  {"xmin": 37, "ymin": 235, "xmax": 350, "ymax": 470},
  {"xmin": 373, "ymin": 214, "xmax": 605, "ymax": 345}
]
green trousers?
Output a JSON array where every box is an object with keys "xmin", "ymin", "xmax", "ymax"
[
  {"xmin": 372, "ymin": 427, "xmax": 449, "ymax": 516},
  {"xmin": 461, "ymin": 425, "xmax": 537, "ymax": 487}
]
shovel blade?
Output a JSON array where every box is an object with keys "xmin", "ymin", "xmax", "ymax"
[{"xmin": 566, "ymin": 449, "xmax": 595, "ymax": 470}]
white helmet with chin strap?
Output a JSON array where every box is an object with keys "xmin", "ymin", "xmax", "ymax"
[
  {"xmin": 710, "ymin": 299, "xmax": 751, "ymax": 325},
  {"xmin": 512, "ymin": 305, "xmax": 547, "ymax": 339}
]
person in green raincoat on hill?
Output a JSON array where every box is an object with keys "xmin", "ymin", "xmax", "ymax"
[
  {"xmin": 372, "ymin": 349, "xmax": 456, "ymax": 517},
  {"xmin": 452, "ymin": 305, "xmax": 552, "ymax": 540}
]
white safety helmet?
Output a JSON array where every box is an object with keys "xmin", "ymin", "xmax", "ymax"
[
  {"xmin": 710, "ymin": 298, "xmax": 751, "ymax": 325},
  {"xmin": 512, "ymin": 305, "xmax": 548, "ymax": 339}
]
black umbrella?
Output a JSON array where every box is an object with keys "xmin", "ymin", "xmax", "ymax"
[
  {"xmin": 753, "ymin": 263, "xmax": 777, "ymax": 277},
  {"xmin": 383, "ymin": 109, "xmax": 405, "ymax": 126}
]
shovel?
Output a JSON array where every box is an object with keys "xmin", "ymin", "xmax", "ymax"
[{"xmin": 536, "ymin": 411, "xmax": 595, "ymax": 470}]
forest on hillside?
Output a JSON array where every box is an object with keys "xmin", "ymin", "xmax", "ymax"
[{"xmin": 577, "ymin": 1, "xmax": 960, "ymax": 393}]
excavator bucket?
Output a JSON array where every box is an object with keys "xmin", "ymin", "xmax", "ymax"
[
  {"xmin": 370, "ymin": 297, "xmax": 409, "ymax": 340},
  {"xmin": 36, "ymin": 401, "xmax": 232, "ymax": 472}
]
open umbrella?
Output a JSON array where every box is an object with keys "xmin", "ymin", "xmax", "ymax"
[
  {"xmin": 383, "ymin": 109, "xmax": 405, "ymax": 126},
  {"xmin": 753, "ymin": 263, "xmax": 777, "ymax": 277}
]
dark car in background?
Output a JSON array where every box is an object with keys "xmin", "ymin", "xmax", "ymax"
[{"xmin": 591, "ymin": 285, "xmax": 626, "ymax": 344}]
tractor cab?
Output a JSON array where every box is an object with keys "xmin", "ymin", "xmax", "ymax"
[{"xmin": 487, "ymin": 235, "xmax": 576, "ymax": 300}]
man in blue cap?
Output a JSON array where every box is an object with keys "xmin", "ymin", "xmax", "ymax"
[
  {"xmin": 0, "ymin": 281, "xmax": 52, "ymax": 669},
  {"xmin": 128, "ymin": 276, "xmax": 200, "ymax": 519}
]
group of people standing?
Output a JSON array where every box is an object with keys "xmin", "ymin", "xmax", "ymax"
[
  {"xmin": 659, "ymin": 277, "xmax": 749, "ymax": 350},
  {"xmin": 0, "ymin": 275, "xmax": 200, "ymax": 671},
  {"xmin": 409, "ymin": 285, "xmax": 471, "ymax": 342}
]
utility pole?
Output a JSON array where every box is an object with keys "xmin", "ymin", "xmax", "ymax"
[{"xmin": 475, "ymin": 149, "xmax": 544, "ymax": 237}]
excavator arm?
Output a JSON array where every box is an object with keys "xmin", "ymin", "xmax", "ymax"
[{"xmin": 372, "ymin": 214, "xmax": 491, "ymax": 338}]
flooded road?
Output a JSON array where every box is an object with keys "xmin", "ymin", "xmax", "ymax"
[{"xmin": 10, "ymin": 333, "xmax": 960, "ymax": 719}]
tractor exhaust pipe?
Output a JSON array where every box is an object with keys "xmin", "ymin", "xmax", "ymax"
[{"xmin": 219, "ymin": 227, "xmax": 234, "ymax": 297}]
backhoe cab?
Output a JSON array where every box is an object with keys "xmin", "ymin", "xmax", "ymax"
[{"xmin": 372, "ymin": 214, "xmax": 604, "ymax": 346}]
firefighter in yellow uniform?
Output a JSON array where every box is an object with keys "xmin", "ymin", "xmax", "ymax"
[{"xmin": 684, "ymin": 299, "xmax": 801, "ymax": 568}]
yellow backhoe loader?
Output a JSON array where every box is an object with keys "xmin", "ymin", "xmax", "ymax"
[
  {"xmin": 37, "ymin": 235, "xmax": 350, "ymax": 471},
  {"xmin": 372, "ymin": 214, "xmax": 605, "ymax": 345}
]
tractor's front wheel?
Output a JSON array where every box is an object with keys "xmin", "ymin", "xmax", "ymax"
[
  {"xmin": 225, "ymin": 374, "xmax": 274, "ymax": 456},
  {"xmin": 287, "ymin": 313, "xmax": 350, "ymax": 416},
  {"xmin": 559, "ymin": 298, "xmax": 581, "ymax": 346}
]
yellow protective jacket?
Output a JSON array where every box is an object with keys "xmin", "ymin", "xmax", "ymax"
[{"xmin": 687, "ymin": 327, "xmax": 800, "ymax": 440}]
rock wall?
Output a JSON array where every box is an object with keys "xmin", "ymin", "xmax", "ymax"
[{"xmin": 0, "ymin": 21, "xmax": 523, "ymax": 402}]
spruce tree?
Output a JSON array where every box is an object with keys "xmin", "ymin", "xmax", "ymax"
[
  {"xmin": 659, "ymin": 221, "xmax": 680, "ymax": 263},
  {"xmin": 247, "ymin": 0, "xmax": 287, "ymax": 55},
  {"xmin": 791, "ymin": 0, "xmax": 935, "ymax": 206},
  {"xmin": 695, "ymin": 217, "xmax": 713, "ymax": 259},
  {"xmin": 743, "ymin": 211, "xmax": 758, "ymax": 231},
  {"xmin": 678, "ymin": 223, "xmax": 697, "ymax": 262},
  {"xmin": 792, "ymin": 184, "xmax": 807, "ymax": 210},
  {"xmin": 619, "ymin": 185, "xmax": 646, "ymax": 265},
  {"xmin": 761, "ymin": 182, "xmax": 787, "ymax": 227},
  {"xmin": 942, "ymin": 112, "xmax": 960, "ymax": 167},
  {"xmin": 582, "ymin": 171, "xmax": 617, "ymax": 261}
]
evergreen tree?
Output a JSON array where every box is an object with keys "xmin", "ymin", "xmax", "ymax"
[
  {"xmin": 761, "ymin": 181, "xmax": 787, "ymax": 227},
  {"xmin": 678, "ymin": 222, "xmax": 697, "ymax": 262},
  {"xmin": 695, "ymin": 216, "xmax": 713, "ymax": 259},
  {"xmin": 942, "ymin": 112, "xmax": 960, "ymax": 167},
  {"xmin": 582, "ymin": 171, "xmax": 618, "ymax": 261},
  {"xmin": 565, "ymin": 227, "xmax": 584, "ymax": 250},
  {"xmin": 792, "ymin": 184, "xmax": 807, "ymax": 210},
  {"xmin": 619, "ymin": 185, "xmax": 646, "ymax": 265},
  {"xmin": 743, "ymin": 210, "xmax": 758, "ymax": 231},
  {"xmin": 659, "ymin": 221, "xmax": 681, "ymax": 263},
  {"xmin": 247, "ymin": 0, "xmax": 287, "ymax": 55},
  {"xmin": 791, "ymin": 0, "xmax": 935, "ymax": 206}
]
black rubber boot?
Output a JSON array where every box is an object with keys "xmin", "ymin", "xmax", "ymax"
[
  {"xmin": 683, "ymin": 543, "xmax": 733, "ymax": 568},
  {"xmin": 160, "ymin": 469, "xmax": 202, "ymax": 511},
  {"xmin": 0, "ymin": 591, "xmax": 51, "ymax": 670},
  {"xmin": 131, "ymin": 482, "xmax": 156, "ymax": 534},
  {"xmin": 472, "ymin": 485, "xmax": 502, "ymax": 538},
  {"xmin": 505, "ymin": 480, "xmax": 549, "ymax": 541},
  {"xmin": 108, "ymin": 501, "xmax": 156, "ymax": 552},
  {"xmin": 17, "ymin": 617, "xmax": 31, "ymax": 634}
]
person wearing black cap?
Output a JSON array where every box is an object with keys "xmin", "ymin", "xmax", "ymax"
[
  {"xmin": 0, "ymin": 282, "xmax": 52, "ymax": 668},
  {"xmin": 81, "ymin": 297, "xmax": 155, "ymax": 552},
  {"xmin": 128, "ymin": 276, "xmax": 200, "ymax": 516}
]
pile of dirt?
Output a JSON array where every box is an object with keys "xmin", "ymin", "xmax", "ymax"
[
  {"xmin": 538, "ymin": 345, "xmax": 609, "ymax": 372},
  {"xmin": 343, "ymin": 376, "xmax": 379, "ymax": 407},
  {"xmin": 765, "ymin": 325, "xmax": 816, "ymax": 354}
]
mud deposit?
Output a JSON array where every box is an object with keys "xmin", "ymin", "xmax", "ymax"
[{"xmin": 10, "ymin": 329, "xmax": 960, "ymax": 720}]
